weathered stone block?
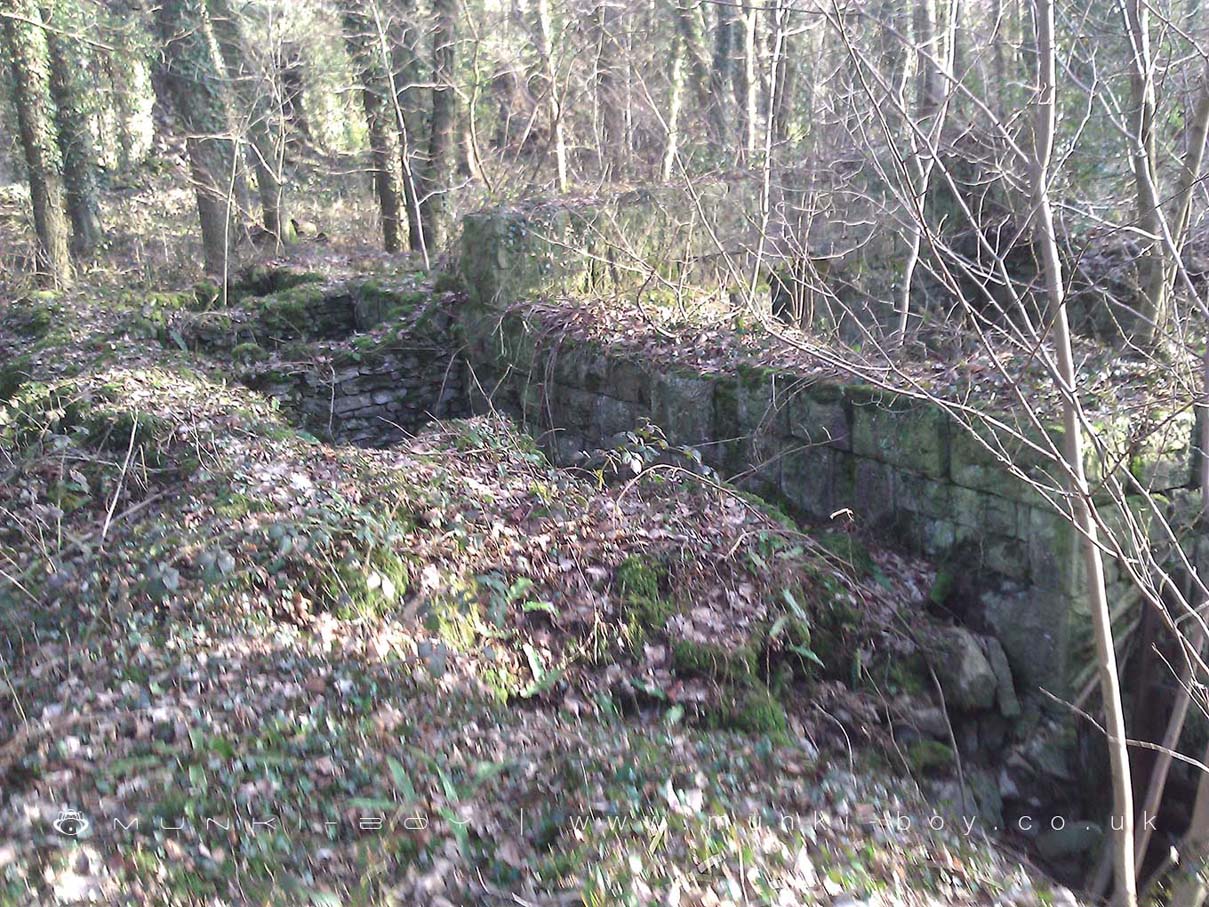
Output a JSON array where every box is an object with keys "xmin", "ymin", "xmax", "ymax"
[
  {"xmin": 933, "ymin": 626, "xmax": 997, "ymax": 712},
  {"xmin": 651, "ymin": 371, "xmax": 715, "ymax": 446},
  {"xmin": 781, "ymin": 446, "xmax": 845, "ymax": 520},
  {"xmin": 1027, "ymin": 506, "xmax": 1079, "ymax": 594},
  {"xmin": 607, "ymin": 357, "xmax": 650, "ymax": 405},
  {"xmin": 949, "ymin": 418, "xmax": 1059, "ymax": 504},
  {"xmin": 735, "ymin": 367, "xmax": 789, "ymax": 437},
  {"xmin": 985, "ymin": 637, "xmax": 1022, "ymax": 718},
  {"xmin": 949, "ymin": 486, "xmax": 988, "ymax": 530},
  {"xmin": 333, "ymin": 393, "xmax": 372, "ymax": 415},
  {"xmin": 786, "ymin": 382, "xmax": 850, "ymax": 450},
  {"xmin": 984, "ymin": 494, "xmax": 1020, "ymax": 537},
  {"xmin": 850, "ymin": 457, "xmax": 897, "ymax": 528},
  {"xmin": 980, "ymin": 583, "xmax": 1073, "ymax": 692},
  {"xmin": 592, "ymin": 395, "xmax": 639, "ymax": 438},
  {"xmin": 980, "ymin": 534, "xmax": 1029, "ymax": 580},
  {"xmin": 849, "ymin": 388, "xmax": 948, "ymax": 478},
  {"xmin": 731, "ymin": 432, "xmax": 787, "ymax": 498},
  {"xmin": 896, "ymin": 473, "xmax": 952, "ymax": 519}
]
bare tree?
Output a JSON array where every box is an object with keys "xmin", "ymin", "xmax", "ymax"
[
  {"xmin": 1034, "ymin": 0, "xmax": 1137, "ymax": 898},
  {"xmin": 3, "ymin": 0, "xmax": 73, "ymax": 286},
  {"xmin": 340, "ymin": 0, "xmax": 404, "ymax": 252},
  {"xmin": 529, "ymin": 0, "xmax": 567, "ymax": 192},
  {"xmin": 206, "ymin": 0, "xmax": 291, "ymax": 245},
  {"xmin": 421, "ymin": 0, "xmax": 458, "ymax": 249},
  {"xmin": 43, "ymin": 0, "xmax": 103, "ymax": 256},
  {"xmin": 155, "ymin": 0, "xmax": 241, "ymax": 279}
]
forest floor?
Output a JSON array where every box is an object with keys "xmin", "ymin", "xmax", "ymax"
[
  {"xmin": 0, "ymin": 274, "xmax": 1072, "ymax": 907},
  {"xmin": 0, "ymin": 177, "xmax": 1082, "ymax": 906}
]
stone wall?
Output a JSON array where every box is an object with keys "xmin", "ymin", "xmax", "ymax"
[
  {"xmin": 458, "ymin": 195, "xmax": 1197, "ymax": 698},
  {"xmin": 246, "ymin": 322, "xmax": 466, "ymax": 448},
  {"xmin": 174, "ymin": 275, "xmax": 466, "ymax": 447}
]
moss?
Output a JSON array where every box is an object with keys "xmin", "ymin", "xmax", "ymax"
[
  {"xmin": 48, "ymin": 480, "xmax": 91, "ymax": 513},
  {"xmin": 816, "ymin": 530, "xmax": 875, "ymax": 579},
  {"xmin": 929, "ymin": 568, "xmax": 955, "ymax": 606},
  {"xmin": 83, "ymin": 410, "xmax": 171, "ymax": 465},
  {"xmin": 11, "ymin": 299, "xmax": 55, "ymax": 338},
  {"xmin": 735, "ymin": 361, "xmax": 781, "ymax": 390},
  {"xmin": 433, "ymin": 270, "xmax": 465, "ymax": 293},
  {"xmin": 193, "ymin": 281, "xmax": 222, "ymax": 309},
  {"xmin": 231, "ymin": 342, "xmax": 267, "ymax": 365},
  {"xmin": 421, "ymin": 580, "xmax": 484, "ymax": 651},
  {"xmin": 672, "ymin": 638, "xmax": 759, "ymax": 684},
  {"xmin": 734, "ymin": 489, "xmax": 796, "ymax": 531},
  {"xmin": 0, "ymin": 384, "xmax": 87, "ymax": 447},
  {"xmin": 0, "ymin": 355, "xmax": 31, "ymax": 401},
  {"xmin": 617, "ymin": 555, "xmax": 662, "ymax": 601},
  {"xmin": 353, "ymin": 279, "xmax": 430, "ymax": 327},
  {"xmin": 236, "ymin": 265, "xmax": 325, "ymax": 300},
  {"xmin": 906, "ymin": 740, "xmax": 954, "ymax": 775},
  {"xmin": 322, "ymin": 546, "xmax": 412, "ymax": 621},
  {"xmin": 616, "ymin": 555, "xmax": 676, "ymax": 649},
  {"xmin": 710, "ymin": 685, "xmax": 789, "ymax": 736},
  {"xmin": 256, "ymin": 284, "xmax": 329, "ymax": 337},
  {"xmin": 213, "ymin": 492, "xmax": 267, "ymax": 520},
  {"xmin": 882, "ymin": 653, "xmax": 929, "ymax": 696}
]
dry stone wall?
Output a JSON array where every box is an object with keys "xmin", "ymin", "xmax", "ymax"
[
  {"xmin": 174, "ymin": 275, "xmax": 466, "ymax": 448},
  {"xmin": 458, "ymin": 196, "xmax": 1197, "ymax": 698}
]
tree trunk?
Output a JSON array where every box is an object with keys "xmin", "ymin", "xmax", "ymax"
[
  {"xmin": 1122, "ymin": 0, "xmax": 1166, "ymax": 348},
  {"xmin": 1033, "ymin": 0, "xmax": 1138, "ymax": 904},
  {"xmin": 672, "ymin": 0, "xmax": 718, "ymax": 140},
  {"xmin": 710, "ymin": 1, "xmax": 733, "ymax": 145},
  {"xmin": 388, "ymin": 0, "xmax": 425, "ymax": 249},
  {"xmin": 595, "ymin": 0, "xmax": 624, "ymax": 179},
  {"xmin": 421, "ymin": 0, "xmax": 457, "ymax": 250},
  {"xmin": 3, "ymin": 0, "xmax": 73, "ymax": 287},
  {"xmin": 891, "ymin": 0, "xmax": 952, "ymax": 345},
  {"xmin": 155, "ymin": 0, "xmax": 241, "ymax": 279},
  {"xmin": 1159, "ymin": 67, "xmax": 1209, "ymax": 309},
  {"xmin": 279, "ymin": 41, "xmax": 312, "ymax": 150},
  {"xmin": 43, "ymin": 0, "xmax": 103, "ymax": 256},
  {"xmin": 914, "ymin": 0, "xmax": 941, "ymax": 120},
  {"xmin": 340, "ymin": 1, "xmax": 403, "ymax": 252},
  {"xmin": 732, "ymin": 1, "xmax": 756, "ymax": 162},
  {"xmin": 530, "ymin": 0, "xmax": 567, "ymax": 192},
  {"xmin": 1170, "ymin": 739, "xmax": 1209, "ymax": 907},
  {"xmin": 770, "ymin": 21, "xmax": 797, "ymax": 153},
  {"xmin": 991, "ymin": 0, "xmax": 1006, "ymax": 116},
  {"xmin": 661, "ymin": 29, "xmax": 685, "ymax": 181},
  {"xmin": 102, "ymin": 27, "xmax": 142, "ymax": 172},
  {"xmin": 206, "ymin": 0, "xmax": 291, "ymax": 245}
]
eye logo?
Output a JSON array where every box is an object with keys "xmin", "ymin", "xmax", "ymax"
[{"xmin": 52, "ymin": 809, "xmax": 90, "ymax": 838}]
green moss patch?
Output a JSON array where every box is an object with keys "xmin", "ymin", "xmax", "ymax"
[{"xmin": 907, "ymin": 740, "xmax": 954, "ymax": 775}]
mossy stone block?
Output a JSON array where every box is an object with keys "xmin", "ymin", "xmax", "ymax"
[
  {"xmin": 949, "ymin": 418, "xmax": 1069, "ymax": 504},
  {"xmin": 849, "ymin": 389, "xmax": 948, "ymax": 478},
  {"xmin": 980, "ymin": 534, "xmax": 1030, "ymax": 580},
  {"xmin": 896, "ymin": 473, "xmax": 953, "ymax": 519},
  {"xmin": 786, "ymin": 382, "xmax": 850, "ymax": 450},
  {"xmin": 980, "ymin": 584, "xmax": 1074, "ymax": 692},
  {"xmin": 592, "ymin": 395, "xmax": 639, "ymax": 438},
  {"xmin": 781, "ymin": 446, "xmax": 846, "ymax": 521},
  {"xmin": 1026, "ymin": 506, "xmax": 1080, "ymax": 593},
  {"xmin": 651, "ymin": 371, "xmax": 715, "ymax": 446},
  {"xmin": 607, "ymin": 357, "xmax": 651, "ymax": 405},
  {"xmin": 850, "ymin": 457, "xmax": 898, "ymax": 528}
]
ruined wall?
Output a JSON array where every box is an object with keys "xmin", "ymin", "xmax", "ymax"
[
  {"xmin": 174, "ymin": 275, "xmax": 466, "ymax": 448},
  {"xmin": 458, "ymin": 195, "xmax": 1196, "ymax": 697},
  {"xmin": 246, "ymin": 328, "xmax": 466, "ymax": 448}
]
